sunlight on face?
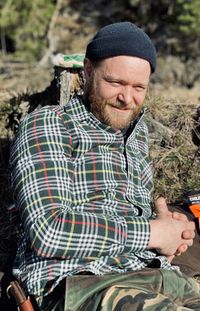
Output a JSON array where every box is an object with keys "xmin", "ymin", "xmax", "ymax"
[{"xmin": 84, "ymin": 56, "xmax": 151, "ymax": 129}]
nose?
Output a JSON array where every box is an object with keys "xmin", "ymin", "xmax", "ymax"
[{"xmin": 117, "ymin": 86, "xmax": 134, "ymax": 106}]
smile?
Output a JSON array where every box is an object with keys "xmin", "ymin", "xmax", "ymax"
[{"xmin": 110, "ymin": 105, "xmax": 132, "ymax": 112}]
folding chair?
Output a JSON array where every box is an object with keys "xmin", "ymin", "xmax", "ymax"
[{"xmin": 7, "ymin": 280, "xmax": 35, "ymax": 311}]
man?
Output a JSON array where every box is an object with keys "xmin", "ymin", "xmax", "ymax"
[{"xmin": 10, "ymin": 22, "xmax": 200, "ymax": 310}]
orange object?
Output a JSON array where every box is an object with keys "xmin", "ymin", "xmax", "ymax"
[{"xmin": 189, "ymin": 204, "xmax": 200, "ymax": 218}]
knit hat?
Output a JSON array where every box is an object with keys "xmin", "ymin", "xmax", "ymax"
[{"xmin": 85, "ymin": 22, "xmax": 156, "ymax": 73}]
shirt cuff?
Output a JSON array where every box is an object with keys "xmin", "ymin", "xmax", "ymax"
[{"xmin": 126, "ymin": 217, "xmax": 150, "ymax": 252}]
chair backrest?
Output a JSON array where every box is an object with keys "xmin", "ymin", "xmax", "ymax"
[
  {"xmin": 52, "ymin": 53, "xmax": 84, "ymax": 106},
  {"xmin": 8, "ymin": 280, "xmax": 35, "ymax": 311}
]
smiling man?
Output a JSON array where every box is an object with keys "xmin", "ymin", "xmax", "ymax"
[
  {"xmin": 84, "ymin": 55, "xmax": 150, "ymax": 130},
  {"xmin": 10, "ymin": 22, "xmax": 199, "ymax": 310}
]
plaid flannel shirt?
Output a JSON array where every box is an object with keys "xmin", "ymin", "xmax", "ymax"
[{"xmin": 10, "ymin": 95, "xmax": 172, "ymax": 297}]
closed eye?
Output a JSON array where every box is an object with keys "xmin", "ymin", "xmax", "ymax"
[
  {"xmin": 135, "ymin": 85, "xmax": 147, "ymax": 92},
  {"xmin": 106, "ymin": 79, "xmax": 127, "ymax": 88},
  {"xmin": 110, "ymin": 81, "xmax": 122, "ymax": 86},
  {"xmin": 104, "ymin": 78, "xmax": 122, "ymax": 86}
]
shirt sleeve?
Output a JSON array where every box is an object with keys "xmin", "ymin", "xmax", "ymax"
[{"xmin": 10, "ymin": 107, "xmax": 150, "ymax": 259}]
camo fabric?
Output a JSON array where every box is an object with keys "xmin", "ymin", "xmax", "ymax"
[{"xmin": 37, "ymin": 268, "xmax": 200, "ymax": 310}]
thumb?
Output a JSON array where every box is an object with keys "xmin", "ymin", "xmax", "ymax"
[
  {"xmin": 166, "ymin": 254, "xmax": 175, "ymax": 263},
  {"xmin": 154, "ymin": 197, "xmax": 169, "ymax": 215}
]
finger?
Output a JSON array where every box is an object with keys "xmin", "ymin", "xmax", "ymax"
[
  {"xmin": 189, "ymin": 221, "xmax": 195, "ymax": 230},
  {"xmin": 172, "ymin": 212, "xmax": 188, "ymax": 222},
  {"xmin": 175, "ymin": 252, "xmax": 182, "ymax": 256},
  {"xmin": 154, "ymin": 197, "xmax": 169, "ymax": 215},
  {"xmin": 176, "ymin": 244, "xmax": 188, "ymax": 255},
  {"xmin": 166, "ymin": 255, "xmax": 175, "ymax": 262},
  {"xmin": 182, "ymin": 229, "xmax": 195, "ymax": 239},
  {"xmin": 181, "ymin": 238, "xmax": 194, "ymax": 247}
]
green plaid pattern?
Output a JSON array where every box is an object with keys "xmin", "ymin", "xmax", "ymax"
[{"xmin": 10, "ymin": 95, "xmax": 173, "ymax": 297}]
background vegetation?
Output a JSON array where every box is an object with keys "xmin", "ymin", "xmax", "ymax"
[
  {"xmin": 0, "ymin": 0, "xmax": 55, "ymax": 60},
  {"xmin": 0, "ymin": 0, "xmax": 200, "ymax": 60}
]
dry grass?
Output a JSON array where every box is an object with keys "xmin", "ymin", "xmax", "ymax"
[{"xmin": 145, "ymin": 92, "xmax": 200, "ymax": 203}]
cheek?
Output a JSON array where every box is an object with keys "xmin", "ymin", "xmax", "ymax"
[
  {"xmin": 135, "ymin": 91, "xmax": 147, "ymax": 105},
  {"xmin": 98, "ymin": 84, "xmax": 118, "ymax": 100}
]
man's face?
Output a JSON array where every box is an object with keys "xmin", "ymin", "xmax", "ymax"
[{"xmin": 84, "ymin": 55, "xmax": 151, "ymax": 130}]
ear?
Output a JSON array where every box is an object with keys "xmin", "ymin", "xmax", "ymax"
[{"xmin": 84, "ymin": 58, "xmax": 93, "ymax": 81}]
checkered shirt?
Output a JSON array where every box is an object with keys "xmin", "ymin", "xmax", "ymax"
[{"xmin": 10, "ymin": 95, "xmax": 173, "ymax": 296}]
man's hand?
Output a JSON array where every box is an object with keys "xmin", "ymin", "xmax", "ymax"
[
  {"xmin": 155, "ymin": 197, "xmax": 195, "ymax": 255},
  {"xmin": 148, "ymin": 197, "xmax": 195, "ymax": 261}
]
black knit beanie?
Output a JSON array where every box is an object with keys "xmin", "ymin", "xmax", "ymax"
[{"xmin": 85, "ymin": 22, "xmax": 156, "ymax": 73}]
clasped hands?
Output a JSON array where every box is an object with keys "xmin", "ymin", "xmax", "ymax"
[{"xmin": 149, "ymin": 197, "xmax": 195, "ymax": 262}]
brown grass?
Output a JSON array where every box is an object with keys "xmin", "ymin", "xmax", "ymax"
[{"xmin": 145, "ymin": 92, "xmax": 200, "ymax": 203}]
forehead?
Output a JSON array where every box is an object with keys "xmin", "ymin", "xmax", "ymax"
[{"xmin": 96, "ymin": 55, "xmax": 151, "ymax": 82}]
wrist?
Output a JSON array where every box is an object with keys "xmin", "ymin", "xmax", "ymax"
[{"xmin": 148, "ymin": 219, "xmax": 162, "ymax": 250}]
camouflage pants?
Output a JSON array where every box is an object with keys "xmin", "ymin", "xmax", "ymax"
[{"xmin": 38, "ymin": 268, "xmax": 200, "ymax": 311}]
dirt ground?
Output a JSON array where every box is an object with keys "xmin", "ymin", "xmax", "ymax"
[{"xmin": 0, "ymin": 63, "xmax": 53, "ymax": 96}]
